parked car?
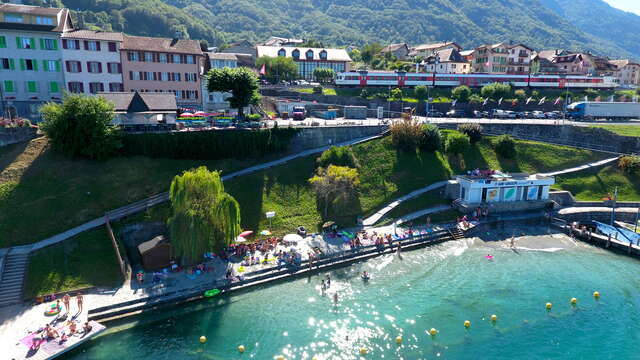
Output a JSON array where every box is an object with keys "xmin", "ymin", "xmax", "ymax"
[
  {"xmin": 427, "ymin": 110, "xmax": 444, "ymax": 117},
  {"xmin": 474, "ymin": 110, "xmax": 489, "ymax": 118},
  {"xmin": 446, "ymin": 109, "xmax": 467, "ymax": 118},
  {"xmin": 490, "ymin": 109, "xmax": 515, "ymax": 119},
  {"xmin": 514, "ymin": 111, "xmax": 526, "ymax": 119},
  {"xmin": 292, "ymin": 106, "xmax": 306, "ymax": 120},
  {"xmin": 531, "ymin": 111, "xmax": 546, "ymax": 119},
  {"xmin": 544, "ymin": 112, "xmax": 558, "ymax": 119},
  {"xmin": 522, "ymin": 111, "xmax": 534, "ymax": 119}
]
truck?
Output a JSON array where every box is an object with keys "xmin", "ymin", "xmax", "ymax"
[
  {"xmin": 291, "ymin": 106, "xmax": 306, "ymax": 120},
  {"xmin": 566, "ymin": 102, "xmax": 640, "ymax": 121}
]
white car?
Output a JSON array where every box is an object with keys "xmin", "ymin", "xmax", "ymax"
[{"xmin": 532, "ymin": 111, "xmax": 546, "ymax": 119}]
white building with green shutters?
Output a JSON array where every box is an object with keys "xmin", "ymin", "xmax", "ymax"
[{"xmin": 0, "ymin": 3, "xmax": 72, "ymax": 120}]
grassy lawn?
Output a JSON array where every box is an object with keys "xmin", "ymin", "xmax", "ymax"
[
  {"xmin": 222, "ymin": 134, "xmax": 609, "ymax": 235},
  {"xmin": 294, "ymin": 87, "xmax": 337, "ymax": 96},
  {"xmin": 553, "ymin": 165, "xmax": 640, "ymax": 201},
  {"xmin": 590, "ymin": 125, "xmax": 640, "ymax": 137},
  {"xmin": 0, "ymin": 137, "xmax": 261, "ymax": 247},
  {"xmin": 25, "ymin": 227, "xmax": 122, "ymax": 299}
]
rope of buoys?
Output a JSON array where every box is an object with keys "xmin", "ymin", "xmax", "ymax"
[
  {"xmin": 464, "ymin": 320, "xmax": 471, "ymax": 328},
  {"xmin": 238, "ymin": 345, "xmax": 245, "ymax": 353},
  {"xmin": 199, "ymin": 336, "xmax": 207, "ymax": 344}
]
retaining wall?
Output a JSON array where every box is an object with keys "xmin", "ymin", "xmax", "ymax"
[
  {"xmin": 287, "ymin": 125, "xmax": 387, "ymax": 153},
  {"xmin": 0, "ymin": 127, "xmax": 38, "ymax": 147}
]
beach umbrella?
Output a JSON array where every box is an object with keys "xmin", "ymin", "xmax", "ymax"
[
  {"xmin": 180, "ymin": 112, "xmax": 194, "ymax": 117},
  {"xmin": 239, "ymin": 230, "xmax": 254, "ymax": 237},
  {"xmin": 235, "ymin": 236, "xmax": 247, "ymax": 243},
  {"xmin": 194, "ymin": 111, "xmax": 206, "ymax": 116},
  {"xmin": 283, "ymin": 234, "xmax": 303, "ymax": 243},
  {"xmin": 260, "ymin": 230, "xmax": 272, "ymax": 236}
]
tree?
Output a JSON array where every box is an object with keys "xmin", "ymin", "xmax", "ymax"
[
  {"xmin": 390, "ymin": 88, "xmax": 403, "ymax": 102},
  {"xmin": 414, "ymin": 85, "xmax": 428, "ymax": 103},
  {"xmin": 445, "ymin": 132, "xmax": 470, "ymax": 156},
  {"xmin": 360, "ymin": 88, "xmax": 370, "ymax": 99},
  {"xmin": 168, "ymin": 166, "xmax": 241, "ymax": 264},
  {"xmin": 349, "ymin": 49, "xmax": 362, "ymax": 62},
  {"xmin": 514, "ymin": 89, "xmax": 527, "ymax": 99},
  {"xmin": 317, "ymin": 146, "xmax": 359, "ymax": 168},
  {"xmin": 451, "ymin": 85, "xmax": 472, "ymax": 102},
  {"xmin": 313, "ymin": 68, "xmax": 336, "ymax": 84},
  {"xmin": 207, "ymin": 67, "xmax": 260, "ymax": 119},
  {"xmin": 40, "ymin": 94, "xmax": 122, "ymax": 160},
  {"xmin": 390, "ymin": 116, "xmax": 423, "ymax": 152},
  {"xmin": 360, "ymin": 43, "xmax": 383, "ymax": 64},
  {"xmin": 255, "ymin": 56, "xmax": 298, "ymax": 83},
  {"xmin": 481, "ymin": 83, "xmax": 512, "ymax": 101},
  {"xmin": 493, "ymin": 135, "xmax": 517, "ymax": 158},
  {"xmin": 309, "ymin": 165, "xmax": 360, "ymax": 219}
]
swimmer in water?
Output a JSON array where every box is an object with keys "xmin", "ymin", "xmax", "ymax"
[
  {"xmin": 326, "ymin": 274, "xmax": 331, "ymax": 288},
  {"xmin": 510, "ymin": 235, "xmax": 515, "ymax": 248},
  {"xmin": 333, "ymin": 293, "xmax": 338, "ymax": 303},
  {"xmin": 362, "ymin": 271, "xmax": 370, "ymax": 280}
]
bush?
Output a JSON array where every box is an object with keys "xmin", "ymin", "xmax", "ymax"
[
  {"xmin": 390, "ymin": 88, "xmax": 403, "ymax": 101},
  {"xmin": 360, "ymin": 88, "xmax": 370, "ymax": 99},
  {"xmin": 312, "ymin": 86, "xmax": 323, "ymax": 94},
  {"xmin": 481, "ymin": 83, "xmax": 512, "ymax": 101},
  {"xmin": 469, "ymin": 94, "xmax": 483, "ymax": 104},
  {"xmin": 618, "ymin": 156, "xmax": 640, "ymax": 174},
  {"xmin": 493, "ymin": 134, "xmax": 517, "ymax": 158},
  {"xmin": 514, "ymin": 89, "xmax": 527, "ymax": 99},
  {"xmin": 122, "ymin": 128, "xmax": 299, "ymax": 160},
  {"xmin": 451, "ymin": 85, "xmax": 472, "ymax": 102},
  {"xmin": 246, "ymin": 113, "xmax": 262, "ymax": 122},
  {"xmin": 317, "ymin": 145, "xmax": 359, "ymax": 168},
  {"xmin": 445, "ymin": 132, "xmax": 470, "ymax": 156},
  {"xmin": 419, "ymin": 124, "xmax": 442, "ymax": 152},
  {"xmin": 40, "ymin": 94, "xmax": 122, "ymax": 160},
  {"xmin": 390, "ymin": 118, "xmax": 423, "ymax": 152},
  {"xmin": 457, "ymin": 123, "xmax": 483, "ymax": 144}
]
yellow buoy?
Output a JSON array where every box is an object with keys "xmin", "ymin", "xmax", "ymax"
[
  {"xmin": 360, "ymin": 347, "xmax": 368, "ymax": 355},
  {"xmin": 238, "ymin": 345, "xmax": 245, "ymax": 353},
  {"xmin": 312, "ymin": 356, "xmax": 318, "ymax": 360},
  {"xmin": 276, "ymin": 356, "xmax": 285, "ymax": 360},
  {"xmin": 464, "ymin": 320, "xmax": 471, "ymax": 328},
  {"xmin": 491, "ymin": 314, "xmax": 498, "ymax": 322},
  {"xmin": 199, "ymin": 336, "xmax": 207, "ymax": 344},
  {"xmin": 571, "ymin": 297, "xmax": 577, "ymax": 305},
  {"xmin": 546, "ymin": 302, "xmax": 552, "ymax": 310},
  {"xmin": 395, "ymin": 336, "xmax": 402, "ymax": 344},
  {"xmin": 429, "ymin": 328, "xmax": 437, "ymax": 336},
  {"xmin": 593, "ymin": 291, "xmax": 600, "ymax": 299}
]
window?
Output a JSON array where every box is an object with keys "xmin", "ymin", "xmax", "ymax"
[
  {"xmin": 278, "ymin": 48, "xmax": 286, "ymax": 57},
  {"xmin": 0, "ymin": 36, "xmax": 6, "ymax": 48},
  {"xmin": 108, "ymin": 42, "xmax": 117, "ymax": 52},
  {"xmin": 21, "ymin": 59, "xmax": 37, "ymax": 71},
  {"xmin": 159, "ymin": 72, "xmax": 168, "ymax": 81},
  {"xmin": 109, "ymin": 83, "xmax": 123, "ymax": 92},
  {"xmin": 86, "ymin": 41, "xmax": 99, "ymax": 51},
  {"xmin": 49, "ymin": 81, "xmax": 60, "ymax": 93},
  {"xmin": 63, "ymin": 39, "xmax": 79, "ymax": 50},
  {"xmin": 185, "ymin": 73, "xmax": 197, "ymax": 82},
  {"xmin": 68, "ymin": 82, "xmax": 83, "ymax": 93},
  {"xmin": 5, "ymin": 14, "xmax": 23, "ymax": 23},
  {"xmin": 128, "ymin": 51, "xmax": 139, "ymax": 61},
  {"xmin": 36, "ymin": 16, "xmax": 54, "ymax": 25},
  {"xmin": 306, "ymin": 50, "xmax": 314, "ymax": 59},
  {"xmin": 89, "ymin": 82, "xmax": 104, "ymax": 94},
  {"xmin": 186, "ymin": 55, "xmax": 195, "ymax": 64},
  {"xmin": 144, "ymin": 52, "xmax": 153, "ymax": 62},
  {"xmin": 87, "ymin": 61, "xmax": 102, "ymax": 73},
  {"xmin": 26, "ymin": 81, "xmax": 38, "ymax": 93},
  {"xmin": 17, "ymin": 37, "xmax": 35, "ymax": 49},
  {"xmin": 292, "ymin": 49, "xmax": 300, "ymax": 59},
  {"xmin": 159, "ymin": 53, "xmax": 167, "ymax": 63},
  {"xmin": 174, "ymin": 73, "xmax": 181, "ymax": 82},
  {"xmin": 1, "ymin": 58, "xmax": 15, "ymax": 70},
  {"xmin": 44, "ymin": 60, "xmax": 59, "ymax": 72},
  {"xmin": 173, "ymin": 54, "xmax": 181, "ymax": 63},
  {"xmin": 40, "ymin": 38, "xmax": 57, "ymax": 50},
  {"xmin": 130, "ymin": 71, "xmax": 141, "ymax": 81},
  {"xmin": 319, "ymin": 50, "xmax": 327, "ymax": 60},
  {"xmin": 66, "ymin": 61, "xmax": 81, "ymax": 73},
  {"xmin": 3, "ymin": 80, "xmax": 15, "ymax": 93},
  {"xmin": 107, "ymin": 62, "xmax": 121, "ymax": 74}
]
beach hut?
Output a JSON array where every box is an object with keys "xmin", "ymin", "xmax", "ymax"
[{"xmin": 138, "ymin": 235, "xmax": 172, "ymax": 271}]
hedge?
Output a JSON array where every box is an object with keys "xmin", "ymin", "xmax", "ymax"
[{"xmin": 122, "ymin": 128, "xmax": 299, "ymax": 160}]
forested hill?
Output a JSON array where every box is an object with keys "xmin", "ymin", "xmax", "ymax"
[{"xmin": 15, "ymin": 0, "xmax": 640, "ymax": 58}]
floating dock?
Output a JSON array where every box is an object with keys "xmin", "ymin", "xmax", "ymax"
[{"xmin": 13, "ymin": 320, "xmax": 105, "ymax": 360}]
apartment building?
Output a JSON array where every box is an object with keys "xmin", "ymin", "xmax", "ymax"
[
  {"xmin": 61, "ymin": 30, "xmax": 124, "ymax": 94},
  {"xmin": 119, "ymin": 35, "xmax": 204, "ymax": 108},
  {"xmin": 409, "ymin": 42, "xmax": 462, "ymax": 58},
  {"xmin": 471, "ymin": 42, "xmax": 533, "ymax": 74},
  {"xmin": 0, "ymin": 3, "xmax": 72, "ymax": 119},
  {"xmin": 505, "ymin": 44, "xmax": 533, "ymax": 74},
  {"xmin": 201, "ymin": 52, "xmax": 238, "ymax": 112},
  {"xmin": 422, "ymin": 48, "xmax": 470, "ymax": 74},
  {"xmin": 609, "ymin": 60, "xmax": 640, "ymax": 86}
]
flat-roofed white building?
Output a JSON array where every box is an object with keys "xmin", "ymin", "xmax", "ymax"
[{"xmin": 256, "ymin": 45, "xmax": 351, "ymax": 80}]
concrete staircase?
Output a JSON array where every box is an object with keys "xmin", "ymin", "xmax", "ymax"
[{"xmin": 0, "ymin": 249, "xmax": 29, "ymax": 307}]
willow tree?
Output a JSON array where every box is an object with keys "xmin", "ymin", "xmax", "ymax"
[{"xmin": 168, "ymin": 166, "xmax": 241, "ymax": 264}]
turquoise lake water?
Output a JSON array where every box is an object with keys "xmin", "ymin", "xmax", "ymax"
[{"xmin": 65, "ymin": 228, "xmax": 640, "ymax": 360}]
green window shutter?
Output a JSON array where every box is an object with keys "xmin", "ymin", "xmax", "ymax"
[
  {"xmin": 27, "ymin": 81, "xmax": 36, "ymax": 92},
  {"xmin": 52, "ymin": 39, "xmax": 58, "ymax": 50},
  {"xmin": 3, "ymin": 80, "xmax": 13, "ymax": 93},
  {"xmin": 40, "ymin": 38, "xmax": 45, "ymax": 50},
  {"xmin": 0, "ymin": 36, "xmax": 6, "ymax": 48},
  {"xmin": 50, "ymin": 81, "xmax": 59, "ymax": 93},
  {"xmin": 33, "ymin": 59, "xmax": 38, "ymax": 71},
  {"xmin": 42, "ymin": 60, "xmax": 48, "ymax": 71},
  {"xmin": 19, "ymin": 59, "xmax": 26, "ymax": 70},
  {"xmin": 9, "ymin": 59, "xmax": 15, "ymax": 70},
  {"xmin": 30, "ymin": 38, "xmax": 36, "ymax": 50},
  {"xmin": 55, "ymin": 60, "xmax": 61, "ymax": 72},
  {"xmin": 16, "ymin": 37, "xmax": 22, "ymax": 49}
]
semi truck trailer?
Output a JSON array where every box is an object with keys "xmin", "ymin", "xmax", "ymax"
[{"xmin": 567, "ymin": 102, "xmax": 640, "ymax": 120}]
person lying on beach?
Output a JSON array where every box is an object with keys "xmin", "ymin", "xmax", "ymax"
[
  {"xmin": 31, "ymin": 329, "xmax": 44, "ymax": 349},
  {"xmin": 69, "ymin": 321, "xmax": 77, "ymax": 335},
  {"xmin": 45, "ymin": 324, "xmax": 59, "ymax": 339},
  {"xmin": 83, "ymin": 322, "xmax": 92, "ymax": 334}
]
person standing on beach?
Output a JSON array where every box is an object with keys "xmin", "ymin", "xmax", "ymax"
[
  {"xmin": 76, "ymin": 292, "xmax": 84, "ymax": 313},
  {"xmin": 62, "ymin": 293, "xmax": 71, "ymax": 314}
]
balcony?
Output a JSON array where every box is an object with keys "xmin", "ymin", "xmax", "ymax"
[{"xmin": 518, "ymin": 52, "xmax": 529, "ymax": 58}]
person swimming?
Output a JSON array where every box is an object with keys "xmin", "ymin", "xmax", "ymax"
[
  {"xmin": 333, "ymin": 293, "xmax": 338, "ymax": 303},
  {"xmin": 485, "ymin": 254, "xmax": 494, "ymax": 261},
  {"xmin": 326, "ymin": 274, "xmax": 331, "ymax": 288},
  {"xmin": 361, "ymin": 271, "xmax": 370, "ymax": 280}
]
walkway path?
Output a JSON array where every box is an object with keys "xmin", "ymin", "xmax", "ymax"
[
  {"xmin": 537, "ymin": 156, "xmax": 620, "ymax": 177},
  {"xmin": 362, "ymin": 181, "xmax": 448, "ymax": 227},
  {"xmin": 391, "ymin": 204, "xmax": 452, "ymax": 226}
]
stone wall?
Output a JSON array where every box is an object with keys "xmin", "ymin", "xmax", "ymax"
[
  {"xmin": 0, "ymin": 127, "xmax": 38, "ymax": 147},
  {"xmin": 438, "ymin": 123, "xmax": 640, "ymax": 154},
  {"xmin": 287, "ymin": 125, "xmax": 387, "ymax": 153}
]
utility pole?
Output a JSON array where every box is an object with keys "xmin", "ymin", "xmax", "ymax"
[{"xmin": 611, "ymin": 186, "xmax": 618, "ymax": 226}]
